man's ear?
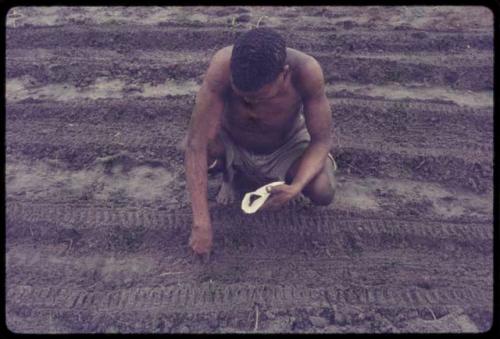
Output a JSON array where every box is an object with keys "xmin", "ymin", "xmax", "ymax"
[
  {"xmin": 279, "ymin": 64, "xmax": 290, "ymax": 84},
  {"xmin": 282, "ymin": 64, "xmax": 290, "ymax": 79}
]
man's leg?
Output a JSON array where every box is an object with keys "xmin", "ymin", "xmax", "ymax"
[
  {"xmin": 180, "ymin": 131, "xmax": 239, "ymax": 204},
  {"xmin": 285, "ymin": 155, "xmax": 336, "ymax": 206},
  {"xmin": 207, "ymin": 135, "xmax": 226, "ymax": 173},
  {"xmin": 207, "ymin": 133, "xmax": 241, "ymax": 204},
  {"xmin": 178, "ymin": 134, "xmax": 225, "ymax": 171}
]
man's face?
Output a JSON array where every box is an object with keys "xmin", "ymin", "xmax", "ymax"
[{"xmin": 231, "ymin": 65, "xmax": 289, "ymax": 104}]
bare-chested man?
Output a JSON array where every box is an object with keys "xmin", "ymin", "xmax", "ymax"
[{"xmin": 185, "ymin": 28, "xmax": 336, "ymax": 255}]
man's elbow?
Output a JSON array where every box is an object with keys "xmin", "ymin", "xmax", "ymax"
[
  {"xmin": 310, "ymin": 135, "xmax": 333, "ymax": 150},
  {"xmin": 323, "ymin": 136, "xmax": 333, "ymax": 149},
  {"xmin": 185, "ymin": 137, "xmax": 206, "ymax": 154}
]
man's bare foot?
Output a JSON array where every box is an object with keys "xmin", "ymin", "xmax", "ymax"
[
  {"xmin": 208, "ymin": 158, "xmax": 225, "ymax": 175},
  {"xmin": 216, "ymin": 179, "xmax": 238, "ymax": 205}
]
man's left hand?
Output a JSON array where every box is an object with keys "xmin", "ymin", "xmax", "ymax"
[{"xmin": 262, "ymin": 183, "xmax": 301, "ymax": 210}]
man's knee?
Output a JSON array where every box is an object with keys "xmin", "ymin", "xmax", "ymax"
[
  {"xmin": 180, "ymin": 134, "xmax": 225, "ymax": 160},
  {"xmin": 207, "ymin": 135, "xmax": 225, "ymax": 160},
  {"xmin": 303, "ymin": 163, "xmax": 336, "ymax": 206},
  {"xmin": 307, "ymin": 184, "xmax": 335, "ymax": 206}
]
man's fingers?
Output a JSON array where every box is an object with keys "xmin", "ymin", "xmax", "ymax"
[
  {"xmin": 192, "ymin": 244, "xmax": 210, "ymax": 255},
  {"xmin": 262, "ymin": 196, "xmax": 277, "ymax": 209},
  {"xmin": 191, "ymin": 250, "xmax": 211, "ymax": 264},
  {"xmin": 267, "ymin": 184, "xmax": 286, "ymax": 194},
  {"xmin": 262, "ymin": 199, "xmax": 282, "ymax": 211},
  {"xmin": 189, "ymin": 239, "xmax": 211, "ymax": 258}
]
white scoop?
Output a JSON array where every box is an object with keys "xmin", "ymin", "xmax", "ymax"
[{"xmin": 241, "ymin": 181, "xmax": 285, "ymax": 214}]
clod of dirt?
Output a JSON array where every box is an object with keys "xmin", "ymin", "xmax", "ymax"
[
  {"xmin": 10, "ymin": 305, "xmax": 32, "ymax": 318},
  {"xmin": 464, "ymin": 308, "xmax": 493, "ymax": 332},
  {"xmin": 236, "ymin": 14, "xmax": 251, "ymax": 23},
  {"xmin": 105, "ymin": 225, "xmax": 146, "ymax": 252},
  {"xmin": 411, "ymin": 32, "xmax": 428, "ymax": 39},
  {"xmin": 319, "ymin": 307, "xmax": 335, "ymax": 325},
  {"xmin": 207, "ymin": 317, "xmax": 219, "ymax": 330},
  {"xmin": 309, "ymin": 316, "xmax": 329, "ymax": 328},
  {"xmin": 177, "ymin": 325, "xmax": 190, "ymax": 333},
  {"xmin": 342, "ymin": 20, "xmax": 356, "ymax": 30},
  {"xmin": 56, "ymin": 228, "xmax": 82, "ymax": 244},
  {"xmin": 334, "ymin": 313, "xmax": 348, "ymax": 326},
  {"xmin": 93, "ymin": 152, "xmax": 138, "ymax": 174},
  {"xmin": 291, "ymin": 310, "xmax": 313, "ymax": 331}
]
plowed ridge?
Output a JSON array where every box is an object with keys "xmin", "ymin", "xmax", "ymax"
[
  {"xmin": 6, "ymin": 201, "xmax": 492, "ymax": 241},
  {"xmin": 7, "ymin": 283, "xmax": 490, "ymax": 315}
]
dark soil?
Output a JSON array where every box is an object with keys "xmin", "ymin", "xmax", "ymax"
[{"xmin": 5, "ymin": 6, "xmax": 493, "ymax": 334}]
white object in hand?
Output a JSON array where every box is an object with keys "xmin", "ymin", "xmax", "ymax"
[{"xmin": 241, "ymin": 181, "xmax": 285, "ymax": 214}]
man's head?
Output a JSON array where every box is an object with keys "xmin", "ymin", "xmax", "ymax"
[{"xmin": 230, "ymin": 27, "xmax": 288, "ymax": 101}]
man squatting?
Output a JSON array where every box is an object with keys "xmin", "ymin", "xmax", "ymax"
[{"xmin": 185, "ymin": 27, "xmax": 337, "ymax": 255}]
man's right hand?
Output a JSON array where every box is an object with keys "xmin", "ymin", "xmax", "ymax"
[{"xmin": 189, "ymin": 223, "xmax": 213, "ymax": 255}]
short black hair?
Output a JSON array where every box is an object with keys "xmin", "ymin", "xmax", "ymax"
[{"xmin": 230, "ymin": 27, "xmax": 286, "ymax": 92}]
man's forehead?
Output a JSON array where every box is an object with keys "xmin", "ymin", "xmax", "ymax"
[
  {"xmin": 229, "ymin": 68, "xmax": 285, "ymax": 97},
  {"xmin": 230, "ymin": 78, "xmax": 268, "ymax": 97}
]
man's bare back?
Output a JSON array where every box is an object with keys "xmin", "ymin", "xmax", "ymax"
[{"xmin": 185, "ymin": 28, "xmax": 336, "ymax": 256}]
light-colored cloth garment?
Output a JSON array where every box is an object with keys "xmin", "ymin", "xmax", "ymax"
[{"xmin": 219, "ymin": 113, "xmax": 336, "ymax": 187}]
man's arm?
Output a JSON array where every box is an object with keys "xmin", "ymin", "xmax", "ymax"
[
  {"xmin": 185, "ymin": 48, "xmax": 229, "ymax": 254},
  {"xmin": 291, "ymin": 58, "xmax": 333, "ymax": 191}
]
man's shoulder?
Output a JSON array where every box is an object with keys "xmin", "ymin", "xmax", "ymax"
[
  {"xmin": 288, "ymin": 49, "xmax": 324, "ymax": 96},
  {"xmin": 287, "ymin": 48, "xmax": 317, "ymax": 68},
  {"xmin": 211, "ymin": 45, "xmax": 234, "ymax": 66},
  {"xmin": 204, "ymin": 46, "xmax": 234, "ymax": 92}
]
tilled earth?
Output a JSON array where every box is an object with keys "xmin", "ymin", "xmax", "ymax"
[{"xmin": 5, "ymin": 6, "xmax": 493, "ymax": 333}]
